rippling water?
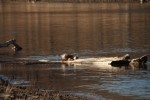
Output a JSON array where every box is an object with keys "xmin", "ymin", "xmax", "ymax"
[{"xmin": 0, "ymin": 2, "xmax": 150, "ymax": 100}]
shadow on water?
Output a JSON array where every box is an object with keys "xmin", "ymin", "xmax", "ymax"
[{"xmin": 0, "ymin": 2, "xmax": 150, "ymax": 100}]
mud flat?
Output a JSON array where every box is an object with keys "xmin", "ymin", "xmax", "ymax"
[{"xmin": 0, "ymin": 81, "xmax": 89, "ymax": 100}]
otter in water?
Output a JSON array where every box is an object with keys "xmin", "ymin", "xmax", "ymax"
[
  {"xmin": 122, "ymin": 54, "xmax": 130, "ymax": 61},
  {"xmin": 110, "ymin": 54, "xmax": 148, "ymax": 67},
  {"xmin": 61, "ymin": 53, "xmax": 78, "ymax": 61},
  {"xmin": 130, "ymin": 55, "xmax": 148, "ymax": 66}
]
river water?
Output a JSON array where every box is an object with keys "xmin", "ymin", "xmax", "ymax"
[{"xmin": 0, "ymin": 2, "xmax": 150, "ymax": 100}]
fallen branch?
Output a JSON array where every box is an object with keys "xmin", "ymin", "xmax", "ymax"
[{"xmin": 0, "ymin": 39, "xmax": 22, "ymax": 52}]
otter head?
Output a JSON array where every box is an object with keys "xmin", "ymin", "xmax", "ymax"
[
  {"xmin": 73, "ymin": 56, "xmax": 78, "ymax": 60},
  {"xmin": 122, "ymin": 54, "xmax": 130, "ymax": 61},
  {"xmin": 140, "ymin": 55, "xmax": 147, "ymax": 64}
]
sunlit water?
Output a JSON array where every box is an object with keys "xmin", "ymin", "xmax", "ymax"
[{"xmin": 0, "ymin": 2, "xmax": 150, "ymax": 100}]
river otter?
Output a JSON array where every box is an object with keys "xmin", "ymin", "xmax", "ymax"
[
  {"xmin": 110, "ymin": 54, "xmax": 131, "ymax": 66},
  {"xmin": 111, "ymin": 54, "xmax": 148, "ymax": 67},
  {"xmin": 130, "ymin": 55, "xmax": 148, "ymax": 66},
  {"xmin": 61, "ymin": 53, "xmax": 78, "ymax": 61},
  {"xmin": 122, "ymin": 54, "xmax": 130, "ymax": 61}
]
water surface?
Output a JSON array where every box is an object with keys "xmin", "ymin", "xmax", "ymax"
[{"xmin": 0, "ymin": 3, "xmax": 150, "ymax": 100}]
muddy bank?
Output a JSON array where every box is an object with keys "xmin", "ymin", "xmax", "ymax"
[{"xmin": 0, "ymin": 80, "xmax": 89, "ymax": 100}]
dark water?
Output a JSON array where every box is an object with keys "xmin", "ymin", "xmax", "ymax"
[{"xmin": 0, "ymin": 3, "xmax": 150, "ymax": 100}]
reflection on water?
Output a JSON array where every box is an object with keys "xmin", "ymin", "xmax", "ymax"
[
  {"xmin": 0, "ymin": 3, "xmax": 150, "ymax": 56},
  {"xmin": 0, "ymin": 2, "xmax": 150, "ymax": 100}
]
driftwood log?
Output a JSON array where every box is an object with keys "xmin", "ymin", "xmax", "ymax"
[{"xmin": 0, "ymin": 39, "xmax": 22, "ymax": 52}]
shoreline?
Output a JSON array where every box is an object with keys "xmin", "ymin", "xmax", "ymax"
[
  {"xmin": 0, "ymin": 80, "xmax": 89, "ymax": 100},
  {"xmin": 0, "ymin": 75, "xmax": 135, "ymax": 100}
]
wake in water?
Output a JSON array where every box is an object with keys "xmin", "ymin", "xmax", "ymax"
[
  {"xmin": 19, "ymin": 53, "xmax": 149, "ymax": 70},
  {"xmin": 39, "ymin": 56, "xmax": 120, "ymax": 65}
]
